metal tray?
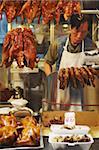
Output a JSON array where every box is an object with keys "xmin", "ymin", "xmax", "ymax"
[{"xmin": 0, "ymin": 131, "xmax": 44, "ymax": 150}]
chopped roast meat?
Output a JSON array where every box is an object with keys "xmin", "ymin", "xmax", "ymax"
[
  {"xmin": 0, "ymin": 115, "xmax": 40, "ymax": 146},
  {"xmin": 0, "ymin": 126, "xmax": 18, "ymax": 146},
  {"xmin": 0, "ymin": 114, "xmax": 17, "ymax": 127},
  {"xmin": 16, "ymin": 116, "xmax": 40, "ymax": 146},
  {"xmin": 58, "ymin": 67, "xmax": 99, "ymax": 89},
  {"xmin": 1, "ymin": 27, "xmax": 37, "ymax": 69}
]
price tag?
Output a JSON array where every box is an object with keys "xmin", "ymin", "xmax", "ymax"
[{"xmin": 64, "ymin": 112, "xmax": 75, "ymax": 128}]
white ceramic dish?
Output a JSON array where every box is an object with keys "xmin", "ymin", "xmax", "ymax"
[
  {"xmin": 50, "ymin": 124, "xmax": 90, "ymax": 135},
  {"xmin": 0, "ymin": 107, "xmax": 11, "ymax": 114},
  {"xmin": 10, "ymin": 99, "xmax": 28, "ymax": 108},
  {"xmin": 49, "ymin": 133, "xmax": 94, "ymax": 150}
]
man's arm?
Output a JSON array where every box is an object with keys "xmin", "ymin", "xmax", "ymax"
[
  {"xmin": 44, "ymin": 41, "xmax": 58, "ymax": 76},
  {"xmin": 44, "ymin": 61, "xmax": 52, "ymax": 76}
]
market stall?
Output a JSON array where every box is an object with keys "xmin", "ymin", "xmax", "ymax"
[{"xmin": 0, "ymin": 0, "xmax": 99, "ymax": 150}]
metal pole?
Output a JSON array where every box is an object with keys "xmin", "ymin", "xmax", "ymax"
[
  {"xmin": 50, "ymin": 21, "xmax": 54, "ymax": 44},
  {"xmin": 7, "ymin": 23, "xmax": 12, "ymax": 88}
]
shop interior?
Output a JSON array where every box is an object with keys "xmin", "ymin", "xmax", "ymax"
[{"xmin": 0, "ymin": 0, "xmax": 99, "ymax": 150}]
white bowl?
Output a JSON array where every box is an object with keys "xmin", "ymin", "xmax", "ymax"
[{"xmin": 10, "ymin": 99, "xmax": 28, "ymax": 108}]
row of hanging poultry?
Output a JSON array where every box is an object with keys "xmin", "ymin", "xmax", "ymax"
[{"xmin": 0, "ymin": 0, "xmax": 81, "ymax": 24}]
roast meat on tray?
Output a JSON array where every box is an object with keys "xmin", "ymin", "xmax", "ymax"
[{"xmin": 0, "ymin": 114, "xmax": 40, "ymax": 146}]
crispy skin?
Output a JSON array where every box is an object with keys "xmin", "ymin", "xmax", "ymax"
[
  {"xmin": 42, "ymin": 0, "xmax": 57, "ymax": 24},
  {"xmin": 2, "ymin": 27, "xmax": 37, "ymax": 69},
  {"xmin": 83, "ymin": 67, "xmax": 95, "ymax": 87},
  {"xmin": 74, "ymin": 67, "xmax": 85, "ymax": 87},
  {"xmin": 64, "ymin": 1, "xmax": 81, "ymax": 20},
  {"xmin": 19, "ymin": 0, "xmax": 41, "ymax": 24},
  {"xmin": 16, "ymin": 116, "xmax": 40, "ymax": 146},
  {"xmin": 89, "ymin": 67, "xmax": 99, "ymax": 78},
  {"xmin": 70, "ymin": 67, "xmax": 78, "ymax": 88},
  {"xmin": 58, "ymin": 68, "xmax": 70, "ymax": 90}
]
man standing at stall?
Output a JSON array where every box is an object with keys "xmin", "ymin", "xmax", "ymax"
[{"xmin": 44, "ymin": 14, "xmax": 97, "ymax": 110}]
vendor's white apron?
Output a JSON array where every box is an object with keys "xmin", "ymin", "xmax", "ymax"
[{"xmin": 57, "ymin": 37, "xmax": 85, "ymax": 111}]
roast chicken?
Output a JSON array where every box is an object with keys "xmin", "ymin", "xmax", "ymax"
[
  {"xmin": 58, "ymin": 67, "xmax": 99, "ymax": 90},
  {"xmin": 1, "ymin": 27, "xmax": 37, "ymax": 69}
]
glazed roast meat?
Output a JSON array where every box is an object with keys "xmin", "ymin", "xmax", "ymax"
[
  {"xmin": 1, "ymin": 27, "xmax": 37, "ymax": 69},
  {"xmin": 0, "ymin": 0, "xmax": 22, "ymax": 23},
  {"xmin": 0, "ymin": 115, "xmax": 40, "ymax": 146},
  {"xmin": 0, "ymin": 114, "xmax": 17, "ymax": 127},
  {"xmin": 58, "ymin": 67, "xmax": 99, "ymax": 90},
  {"xmin": 16, "ymin": 116, "xmax": 40, "ymax": 146},
  {"xmin": 64, "ymin": 1, "xmax": 81, "ymax": 20},
  {"xmin": 19, "ymin": 0, "xmax": 41, "ymax": 24},
  {"xmin": 42, "ymin": 0, "xmax": 57, "ymax": 24},
  {"xmin": 0, "ymin": 0, "xmax": 81, "ymax": 24},
  {"xmin": 23, "ymin": 28, "xmax": 37, "ymax": 69},
  {"xmin": 0, "ymin": 0, "xmax": 41, "ymax": 23}
]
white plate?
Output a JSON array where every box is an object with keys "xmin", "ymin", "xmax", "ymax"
[
  {"xmin": 50, "ymin": 125, "xmax": 90, "ymax": 135},
  {"xmin": 0, "ymin": 107, "xmax": 11, "ymax": 114}
]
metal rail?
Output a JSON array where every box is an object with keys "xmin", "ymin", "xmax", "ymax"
[{"xmin": 81, "ymin": 10, "xmax": 99, "ymax": 15}]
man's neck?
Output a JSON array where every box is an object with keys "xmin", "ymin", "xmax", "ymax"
[{"xmin": 69, "ymin": 35, "xmax": 80, "ymax": 47}]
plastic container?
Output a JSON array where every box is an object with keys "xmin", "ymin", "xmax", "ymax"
[
  {"xmin": 49, "ymin": 133, "xmax": 94, "ymax": 150},
  {"xmin": 50, "ymin": 124, "xmax": 90, "ymax": 135}
]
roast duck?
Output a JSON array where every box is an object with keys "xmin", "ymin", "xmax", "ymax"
[
  {"xmin": 0, "ymin": 114, "xmax": 40, "ymax": 146},
  {"xmin": 0, "ymin": 0, "xmax": 81, "ymax": 24},
  {"xmin": 1, "ymin": 27, "xmax": 37, "ymax": 69},
  {"xmin": 58, "ymin": 67, "xmax": 99, "ymax": 90}
]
